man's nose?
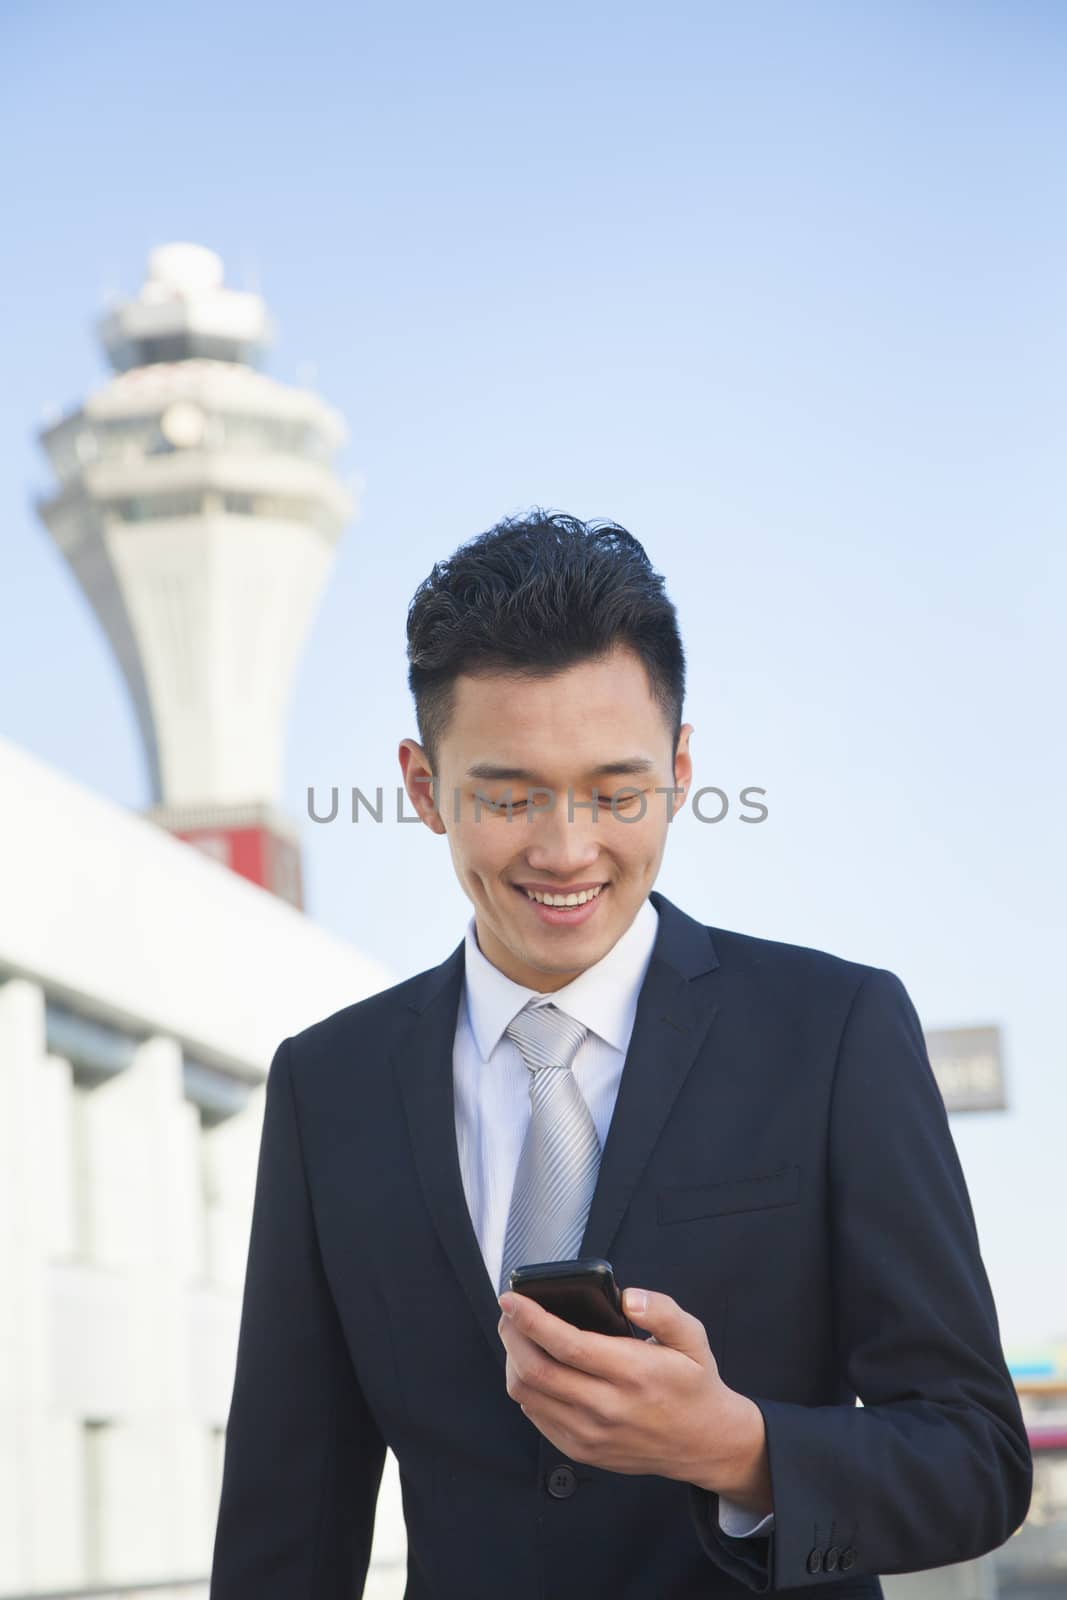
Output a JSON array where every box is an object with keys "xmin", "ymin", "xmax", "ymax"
[{"xmin": 520, "ymin": 792, "xmax": 604, "ymax": 873}]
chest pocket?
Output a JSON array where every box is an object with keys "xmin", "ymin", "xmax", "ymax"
[{"xmin": 657, "ymin": 1162, "xmax": 800, "ymax": 1222}]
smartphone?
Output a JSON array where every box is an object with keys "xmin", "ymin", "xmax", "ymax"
[{"xmin": 508, "ymin": 1257, "xmax": 640, "ymax": 1337}]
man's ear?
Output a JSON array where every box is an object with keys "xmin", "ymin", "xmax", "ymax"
[
  {"xmin": 672, "ymin": 723, "xmax": 694, "ymax": 816},
  {"xmin": 398, "ymin": 738, "xmax": 446, "ymax": 834}
]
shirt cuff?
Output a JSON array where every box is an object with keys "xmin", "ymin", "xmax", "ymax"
[{"xmin": 717, "ymin": 1496, "xmax": 776, "ymax": 1539}]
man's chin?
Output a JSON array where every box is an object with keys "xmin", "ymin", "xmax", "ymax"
[
  {"xmin": 477, "ymin": 886, "xmax": 627, "ymax": 975},
  {"xmin": 504, "ymin": 913, "xmax": 620, "ymax": 973}
]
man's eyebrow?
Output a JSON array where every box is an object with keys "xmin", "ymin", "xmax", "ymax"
[{"xmin": 464, "ymin": 757, "xmax": 658, "ymax": 781}]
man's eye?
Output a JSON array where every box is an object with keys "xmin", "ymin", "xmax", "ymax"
[{"xmin": 476, "ymin": 791, "xmax": 642, "ymax": 811}]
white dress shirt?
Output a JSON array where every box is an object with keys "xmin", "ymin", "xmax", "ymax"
[{"xmin": 452, "ymin": 894, "xmax": 775, "ymax": 1541}]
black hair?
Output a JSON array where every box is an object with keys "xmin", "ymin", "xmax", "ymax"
[{"xmin": 406, "ymin": 508, "xmax": 686, "ymax": 770}]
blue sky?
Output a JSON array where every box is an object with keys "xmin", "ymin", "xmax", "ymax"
[{"xmin": 2, "ymin": 0, "xmax": 1065, "ymax": 1344}]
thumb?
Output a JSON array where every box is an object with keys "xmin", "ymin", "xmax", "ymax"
[{"xmin": 622, "ymin": 1286, "xmax": 713, "ymax": 1362}]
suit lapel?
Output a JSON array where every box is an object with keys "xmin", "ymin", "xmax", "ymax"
[
  {"xmin": 393, "ymin": 890, "xmax": 722, "ymax": 1374},
  {"xmin": 579, "ymin": 891, "xmax": 722, "ymax": 1267},
  {"xmin": 391, "ymin": 946, "xmax": 501, "ymax": 1364}
]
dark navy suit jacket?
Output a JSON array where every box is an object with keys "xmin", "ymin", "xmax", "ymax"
[{"xmin": 209, "ymin": 889, "xmax": 1031, "ymax": 1597}]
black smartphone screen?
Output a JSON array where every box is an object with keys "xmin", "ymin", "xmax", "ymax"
[{"xmin": 508, "ymin": 1257, "xmax": 639, "ymax": 1337}]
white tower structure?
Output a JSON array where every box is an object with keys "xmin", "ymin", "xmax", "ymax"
[{"xmin": 37, "ymin": 242, "xmax": 357, "ymax": 908}]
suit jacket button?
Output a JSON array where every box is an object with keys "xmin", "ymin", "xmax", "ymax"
[
  {"xmin": 547, "ymin": 1464, "xmax": 577, "ymax": 1498},
  {"xmin": 840, "ymin": 1548, "xmax": 857, "ymax": 1571},
  {"xmin": 806, "ymin": 1549, "xmax": 823, "ymax": 1574},
  {"xmin": 825, "ymin": 1547, "xmax": 840, "ymax": 1572}
]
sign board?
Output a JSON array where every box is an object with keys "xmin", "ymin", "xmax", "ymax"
[{"xmin": 922, "ymin": 1024, "xmax": 1006, "ymax": 1113}]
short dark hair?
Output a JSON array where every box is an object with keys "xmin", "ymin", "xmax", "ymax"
[{"xmin": 406, "ymin": 508, "xmax": 686, "ymax": 770}]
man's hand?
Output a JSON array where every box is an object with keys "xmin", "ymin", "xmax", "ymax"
[{"xmin": 496, "ymin": 1286, "xmax": 772, "ymax": 1515}]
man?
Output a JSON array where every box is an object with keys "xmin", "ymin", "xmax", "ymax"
[{"xmin": 210, "ymin": 510, "xmax": 1031, "ymax": 1598}]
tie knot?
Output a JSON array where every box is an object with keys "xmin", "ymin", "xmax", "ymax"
[{"xmin": 505, "ymin": 1001, "xmax": 588, "ymax": 1073}]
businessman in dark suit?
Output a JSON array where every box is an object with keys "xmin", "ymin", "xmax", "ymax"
[{"xmin": 210, "ymin": 510, "xmax": 1031, "ymax": 1598}]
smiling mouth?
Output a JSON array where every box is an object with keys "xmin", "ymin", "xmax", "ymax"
[{"xmin": 516, "ymin": 882, "xmax": 605, "ymax": 904}]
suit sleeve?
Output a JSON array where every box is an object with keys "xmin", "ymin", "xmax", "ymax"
[
  {"xmin": 689, "ymin": 967, "xmax": 1032, "ymax": 1591},
  {"xmin": 210, "ymin": 1037, "xmax": 387, "ymax": 1599}
]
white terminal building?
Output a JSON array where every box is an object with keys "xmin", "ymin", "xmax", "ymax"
[{"xmin": 0, "ymin": 246, "xmax": 407, "ymax": 1597}]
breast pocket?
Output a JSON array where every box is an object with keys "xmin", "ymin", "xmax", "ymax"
[{"xmin": 657, "ymin": 1162, "xmax": 800, "ymax": 1223}]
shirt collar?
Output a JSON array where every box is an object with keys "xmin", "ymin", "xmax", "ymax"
[{"xmin": 462, "ymin": 895, "xmax": 660, "ymax": 1062}]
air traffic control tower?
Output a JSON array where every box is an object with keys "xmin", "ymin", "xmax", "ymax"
[{"xmin": 37, "ymin": 242, "xmax": 357, "ymax": 908}]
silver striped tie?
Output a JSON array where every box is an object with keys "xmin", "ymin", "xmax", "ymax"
[{"xmin": 498, "ymin": 1000, "xmax": 601, "ymax": 1294}]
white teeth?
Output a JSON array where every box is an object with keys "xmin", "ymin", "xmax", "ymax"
[{"xmin": 525, "ymin": 885, "xmax": 604, "ymax": 907}]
